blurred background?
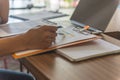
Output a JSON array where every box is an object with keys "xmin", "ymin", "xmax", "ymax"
[
  {"xmin": 9, "ymin": 0, "xmax": 79, "ymax": 9},
  {"xmin": 9, "ymin": 0, "xmax": 80, "ymax": 14},
  {"xmin": 8, "ymin": 0, "xmax": 80, "ymax": 23}
]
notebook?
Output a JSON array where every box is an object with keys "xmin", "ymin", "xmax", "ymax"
[{"xmin": 56, "ymin": 39, "xmax": 120, "ymax": 61}]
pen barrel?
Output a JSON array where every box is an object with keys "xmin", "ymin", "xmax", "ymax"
[{"xmin": 79, "ymin": 29, "xmax": 85, "ymax": 32}]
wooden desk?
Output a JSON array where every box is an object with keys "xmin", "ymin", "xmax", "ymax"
[{"xmin": 19, "ymin": 34, "xmax": 120, "ymax": 80}]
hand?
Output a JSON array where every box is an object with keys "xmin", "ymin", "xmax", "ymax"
[{"xmin": 24, "ymin": 25, "xmax": 57, "ymax": 49}]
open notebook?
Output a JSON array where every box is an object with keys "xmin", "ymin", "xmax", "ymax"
[
  {"xmin": 12, "ymin": 26, "xmax": 100, "ymax": 59},
  {"xmin": 56, "ymin": 39, "xmax": 120, "ymax": 62}
]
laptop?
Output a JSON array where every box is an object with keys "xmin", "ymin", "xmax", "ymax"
[
  {"xmin": 0, "ymin": 0, "xmax": 119, "ymax": 37},
  {"xmin": 49, "ymin": 0, "xmax": 119, "ymax": 34}
]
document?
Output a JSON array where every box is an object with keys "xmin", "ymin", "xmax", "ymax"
[{"xmin": 12, "ymin": 26, "xmax": 100, "ymax": 59}]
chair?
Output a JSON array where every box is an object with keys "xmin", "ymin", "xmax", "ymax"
[{"xmin": 0, "ymin": 57, "xmax": 8, "ymax": 69}]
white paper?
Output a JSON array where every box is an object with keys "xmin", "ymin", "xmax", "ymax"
[{"xmin": 57, "ymin": 39, "xmax": 120, "ymax": 61}]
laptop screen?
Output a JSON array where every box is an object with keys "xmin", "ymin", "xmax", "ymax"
[{"xmin": 71, "ymin": 0, "xmax": 119, "ymax": 31}]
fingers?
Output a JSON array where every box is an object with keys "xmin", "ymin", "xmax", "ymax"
[
  {"xmin": 44, "ymin": 31, "xmax": 57, "ymax": 43},
  {"xmin": 39, "ymin": 25, "xmax": 57, "ymax": 44},
  {"xmin": 26, "ymin": 25, "xmax": 58, "ymax": 49},
  {"xmin": 39, "ymin": 32, "xmax": 57, "ymax": 49}
]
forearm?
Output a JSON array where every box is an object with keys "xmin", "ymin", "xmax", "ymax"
[
  {"xmin": 0, "ymin": 25, "xmax": 57, "ymax": 57},
  {"xmin": 0, "ymin": 34, "xmax": 27, "ymax": 57}
]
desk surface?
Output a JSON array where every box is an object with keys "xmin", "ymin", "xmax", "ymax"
[
  {"xmin": 19, "ymin": 34, "xmax": 120, "ymax": 80},
  {"xmin": 20, "ymin": 50, "xmax": 120, "ymax": 80}
]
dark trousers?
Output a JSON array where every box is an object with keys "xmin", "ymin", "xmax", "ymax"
[{"xmin": 0, "ymin": 69, "xmax": 34, "ymax": 80}]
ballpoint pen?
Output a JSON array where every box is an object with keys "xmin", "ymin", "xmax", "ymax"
[
  {"xmin": 78, "ymin": 25, "xmax": 90, "ymax": 35},
  {"xmin": 57, "ymin": 26, "xmax": 63, "ymax": 29},
  {"xmin": 79, "ymin": 25, "xmax": 90, "ymax": 32},
  {"xmin": 72, "ymin": 25, "xmax": 90, "ymax": 35}
]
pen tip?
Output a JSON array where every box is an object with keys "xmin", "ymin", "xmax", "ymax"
[
  {"xmin": 57, "ymin": 26, "xmax": 63, "ymax": 28},
  {"xmin": 84, "ymin": 25, "xmax": 90, "ymax": 30}
]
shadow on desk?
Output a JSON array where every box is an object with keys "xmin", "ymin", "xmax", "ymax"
[{"xmin": 105, "ymin": 31, "xmax": 120, "ymax": 40}]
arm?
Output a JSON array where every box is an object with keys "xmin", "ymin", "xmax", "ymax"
[
  {"xmin": 0, "ymin": 0, "xmax": 9, "ymax": 24},
  {"xmin": 0, "ymin": 25, "xmax": 57, "ymax": 56}
]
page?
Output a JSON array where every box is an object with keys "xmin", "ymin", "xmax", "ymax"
[{"xmin": 54, "ymin": 26, "xmax": 97, "ymax": 46}]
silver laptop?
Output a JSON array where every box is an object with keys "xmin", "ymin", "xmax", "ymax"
[{"xmin": 49, "ymin": 0, "xmax": 119, "ymax": 34}]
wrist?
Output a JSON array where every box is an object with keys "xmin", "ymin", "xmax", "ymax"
[
  {"xmin": 9, "ymin": 34, "xmax": 29, "ymax": 52},
  {"xmin": 16, "ymin": 34, "xmax": 30, "ymax": 50},
  {"xmin": 0, "ymin": 34, "xmax": 29, "ymax": 56}
]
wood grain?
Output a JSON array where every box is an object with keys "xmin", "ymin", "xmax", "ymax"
[{"xmin": 20, "ymin": 52, "xmax": 120, "ymax": 80}]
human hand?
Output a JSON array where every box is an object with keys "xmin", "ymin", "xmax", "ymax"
[{"xmin": 24, "ymin": 25, "xmax": 57, "ymax": 49}]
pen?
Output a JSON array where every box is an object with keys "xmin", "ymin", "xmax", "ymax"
[
  {"xmin": 61, "ymin": 30, "xmax": 74, "ymax": 37},
  {"xmin": 79, "ymin": 25, "xmax": 90, "ymax": 32},
  {"xmin": 57, "ymin": 26, "xmax": 63, "ymax": 29}
]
